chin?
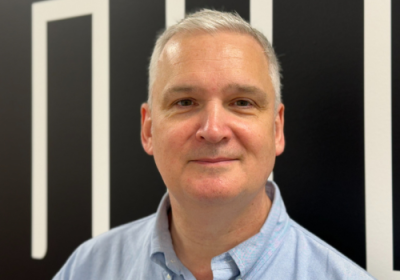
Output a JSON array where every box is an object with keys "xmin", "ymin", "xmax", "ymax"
[{"xmin": 182, "ymin": 177, "xmax": 245, "ymax": 204}]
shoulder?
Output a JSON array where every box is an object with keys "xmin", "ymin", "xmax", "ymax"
[
  {"xmin": 88, "ymin": 213, "xmax": 156, "ymax": 249},
  {"xmin": 76, "ymin": 213, "xmax": 156, "ymax": 257},
  {"xmin": 53, "ymin": 213, "xmax": 157, "ymax": 280},
  {"xmin": 283, "ymin": 219, "xmax": 376, "ymax": 279}
]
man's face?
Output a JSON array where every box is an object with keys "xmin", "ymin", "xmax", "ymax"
[{"xmin": 141, "ymin": 31, "xmax": 285, "ymax": 205}]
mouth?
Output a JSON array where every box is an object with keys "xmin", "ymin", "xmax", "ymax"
[{"xmin": 190, "ymin": 157, "xmax": 238, "ymax": 165}]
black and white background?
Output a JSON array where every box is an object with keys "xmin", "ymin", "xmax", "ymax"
[{"xmin": 0, "ymin": 0, "xmax": 398, "ymax": 279}]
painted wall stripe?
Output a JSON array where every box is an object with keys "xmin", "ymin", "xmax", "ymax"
[
  {"xmin": 31, "ymin": 0, "xmax": 109, "ymax": 259},
  {"xmin": 166, "ymin": 0, "xmax": 185, "ymax": 27},
  {"xmin": 250, "ymin": 0, "xmax": 273, "ymax": 43},
  {"xmin": 364, "ymin": 0, "xmax": 399, "ymax": 278},
  {"xmin": 250, "ymin": 0, "xmax": 274, "ymax": 181}
]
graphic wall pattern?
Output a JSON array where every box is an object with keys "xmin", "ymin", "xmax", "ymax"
[{"xmin": 0, "ymin": 0, "xmax": 398, "ymax": 279}]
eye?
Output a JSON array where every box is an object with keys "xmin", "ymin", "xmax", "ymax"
[
  {"xmin": 233, "ymin": 99, "xmax": 253, "ymax": 107},
  {"xmin": 176, "ymin": 99, "xmax": 194, "ymax": 107}
]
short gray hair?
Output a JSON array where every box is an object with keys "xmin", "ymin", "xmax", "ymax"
[{"xmin": 148, "ymin": 9, "xmax": 282, "ymax": 111}]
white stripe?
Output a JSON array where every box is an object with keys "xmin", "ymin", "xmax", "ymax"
[
  {"xmin": 250, "ymin": 0, "xmax": 273, "ymax": 43},
  {"xmin": 91, "ymin": 0, "xmax": 110, "ymax": 241},
  {"xmin": 166, "ymin": 0, "xmax": 185, "ymax": 27},
  {"xmin": 31, "ymin": 0, "xmax": 110, "ymax": 259},
  {"xmin": 364, "ymin": 0, "xmax": 399, "ymax": 278},
  {"xmin": 250, "ymin": 0, "xmax": 274, "ymax": 181}
]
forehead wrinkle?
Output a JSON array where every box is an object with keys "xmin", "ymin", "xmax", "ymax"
[
  {"xmin": 170, "ymin": 56, "xmax": 246, "ymax": 66},
  {"xmin": 171, "ymin": 58, "xmax": 226, "ymax": 66}
]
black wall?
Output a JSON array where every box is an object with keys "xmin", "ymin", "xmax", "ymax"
[
  {"xmin": 273, "ymin": 0, "xmax": 366, "ymax": 267},
  {"xmin": 0, "ymin": 0, "xmax": 398, "ymax": 279}
]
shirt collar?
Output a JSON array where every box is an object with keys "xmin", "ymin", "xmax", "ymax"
[
  {"xmin": 227, "ymin": 181, "xmax": 290, "ymax": 276},
  {"xmin": 150, "ymin": 181, "xmax": 291, "ymax": 278},
  {"xmin": 150, "ymin": 192, "xmax": 189, "ymax": 276}
]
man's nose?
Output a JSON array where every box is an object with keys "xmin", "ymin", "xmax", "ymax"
[{"xmin": 195, "ymin": 103, "xmax": 232, "ymax": 143}]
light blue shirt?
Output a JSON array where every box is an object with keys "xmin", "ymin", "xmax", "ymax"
[{"xmin": 54, "ymin": 182, "xmax": 376, "ymax": 280}]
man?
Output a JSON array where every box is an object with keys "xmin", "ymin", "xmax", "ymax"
[{"xmin": 54, "ymin": 9, "xmax": 375, "ymax": 280}]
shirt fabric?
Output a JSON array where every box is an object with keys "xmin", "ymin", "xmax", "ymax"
[{"xmin": 53, "ymin": 181, "xmax": 376, "ymax": 280}]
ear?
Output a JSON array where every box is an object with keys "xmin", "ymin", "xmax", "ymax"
[
  {"xmin": 274, "ymin": 103, "xmax": 285, "ymax": 156},
  {"xmin": 141, "ymin": 103, "xmax": 154, "ymax": 155}
]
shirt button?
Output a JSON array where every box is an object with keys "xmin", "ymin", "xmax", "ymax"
[{"xmin": 166, "ymin": 274, "xmax": 171, "ymax": 279}]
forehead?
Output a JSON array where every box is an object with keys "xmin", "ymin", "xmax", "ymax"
[
  {"xmin": 161, "ymin": 31, "xmax": 268, "ymax": 70},
  {"xmin": 152, "ymin": 31, "xmax": 272, "ymax": 102},
  {"xmin": 165, "ymin": 30, "xmax": 265, "ymax": 57}
]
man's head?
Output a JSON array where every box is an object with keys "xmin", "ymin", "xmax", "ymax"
[
  {"xmin": 147, "ymin": 9, "xmax": 282, "ymax": 112},
  {"xmin": 141, "ymin": 9, "xmax": 285, "ymax": 206}
]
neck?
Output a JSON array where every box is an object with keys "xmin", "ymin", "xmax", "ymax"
[{"xmin": 169, "ymin": 187, "xmax": 272, "ymax": 280}]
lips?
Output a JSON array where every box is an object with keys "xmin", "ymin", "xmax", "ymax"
[{"xmin": 191, "ymin": 157, "xmax": 237, "ymax": 164}]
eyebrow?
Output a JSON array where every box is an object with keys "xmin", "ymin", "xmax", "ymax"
[
  {"xmin": 223, "ymin": 83, "xmax": 269, "ymax": 106},
  {"xmin": 164, "ymin": 85, "xmax": 198, "ymax": 95},
  {"xmin": 162, "ymin": 85, "xmax": 199, "ymax": 105},
  {"xmin": 162, "ymin": 83, "xmax": 269, "ymax": 105},
  {"xmin": 223, "ymin": 83, "xmax": 267, "ymax": 97}
]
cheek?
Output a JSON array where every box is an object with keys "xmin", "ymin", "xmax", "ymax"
[
  {"xmin": 152, "ymin": 119, "xmax": 195, "ymax": 163},
  {"xmin": 156, "ymin": 119, "xmax": 193, "ymax": 142},
  {"xmin": 233, "ymin": 120, "xmax": 275, "ymax": 154},
  {"xmin": 233, "ymin": 119, "xmax": 276, "ymax": 181}
]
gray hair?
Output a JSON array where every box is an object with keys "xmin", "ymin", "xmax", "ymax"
[{"xmin": 148, "ymin": 9, "xmax": 282, "ymax": 111}]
